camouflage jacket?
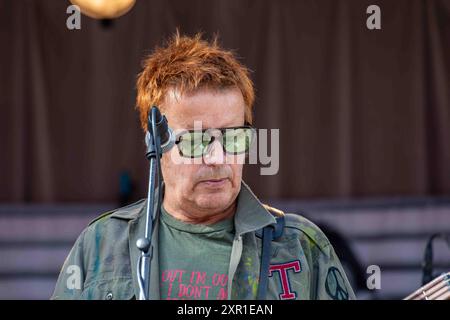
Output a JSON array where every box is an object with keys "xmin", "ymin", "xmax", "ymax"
[{"xmin": 51, "ymin": 182, "xmax": 356, "ymax": 300}]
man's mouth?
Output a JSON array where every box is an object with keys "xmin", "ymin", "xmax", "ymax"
[{"xmin": 198, "ymin": 178, "xmax": 228, "ymax": 188}]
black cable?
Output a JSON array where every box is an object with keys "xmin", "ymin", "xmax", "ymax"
[{"xmin": 422, "ymin": 233, "xmax": 450, "ymax": 285}]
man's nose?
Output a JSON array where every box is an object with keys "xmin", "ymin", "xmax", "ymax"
[{"xmin": 203, "ymin": 139, "xmax": 225, "ymax": 165}]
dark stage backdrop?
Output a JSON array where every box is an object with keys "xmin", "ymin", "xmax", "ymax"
[{"xmin": 0, "ymin": 0, "xmax": 449, "ymax": 203}]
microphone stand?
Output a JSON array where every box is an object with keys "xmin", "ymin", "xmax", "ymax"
[{"xmin": 136, "ymin": 106, "xmax": 164, "ymax": 300}]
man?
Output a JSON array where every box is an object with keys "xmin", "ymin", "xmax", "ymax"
[{"xmin": 52, "ymin": 32, "xmax": 356, "ymax": 300}]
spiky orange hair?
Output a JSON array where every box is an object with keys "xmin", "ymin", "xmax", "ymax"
[{"xmin": 136, "ymin": 31, "xmax": 255, "ymax": 131}]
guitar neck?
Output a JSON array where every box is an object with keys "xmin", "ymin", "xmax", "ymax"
[{"xmin": 404, "ymin": 272, "xmax": 450, "ymax": 300}]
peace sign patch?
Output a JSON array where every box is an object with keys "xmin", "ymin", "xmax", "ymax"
[{"xmin": 325, "ymin": 267, "xmax": 349, "ymax": 300}]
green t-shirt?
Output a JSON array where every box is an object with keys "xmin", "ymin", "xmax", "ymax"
[{"xmin": 158, "ymin": 205, "xmax": 235, "ymax": 300}]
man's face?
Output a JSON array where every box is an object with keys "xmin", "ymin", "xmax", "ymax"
[{"xmin": 161, "ymin": 87, "xmax": 246, "ymax": 219}]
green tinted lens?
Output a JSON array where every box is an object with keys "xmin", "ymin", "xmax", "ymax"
[
  {"xmin": 223, "ymin": 128, "xmax": 253, "ymax": 154},
  {"xmin": 177, "ymin": 131, "xmax": 211, "ymax": 157}
]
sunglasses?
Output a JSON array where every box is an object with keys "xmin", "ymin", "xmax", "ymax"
[{"xmin": 174, "ymin": 126, "xmax": 255, "ymax": 158}]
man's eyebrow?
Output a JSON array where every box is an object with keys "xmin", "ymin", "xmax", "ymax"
[
  {"xmin": 181, "ymin": 125, "xmax": 245, "ymax": 131},
  {"xmin": 175, "ymin": 119, "xmax": 245, "ymax": 130}
]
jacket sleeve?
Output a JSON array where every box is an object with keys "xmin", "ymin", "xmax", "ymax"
[
  {"xmin": 50, "ymin": 229, "xmax": 87, "ymax": 299},
  {"xmin": 314, "ymin": 243, "xmax": 357, "ymax": 300}
]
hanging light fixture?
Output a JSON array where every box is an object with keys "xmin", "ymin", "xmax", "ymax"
[{"xmin": 69, "ymin": 0, "xmax": 136, "ymax": 19}]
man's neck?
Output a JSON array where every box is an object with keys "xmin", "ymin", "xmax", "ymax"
[{"xmin": 162, "ymin": 200, "xmax": 237, "ymax": 225}]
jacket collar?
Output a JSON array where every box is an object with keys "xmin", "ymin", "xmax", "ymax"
[
  {"xmin": 110, "ymin": 198, "xmax": 146, "ymax": 220},
  {"xmin": 233, "ymin": 181, "xmax": 276, "ymax": 236}
]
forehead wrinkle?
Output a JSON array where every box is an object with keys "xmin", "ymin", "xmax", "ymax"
[{"xmin": 162, "ymin": 87, "xmax": 245, "ymax": 130}]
